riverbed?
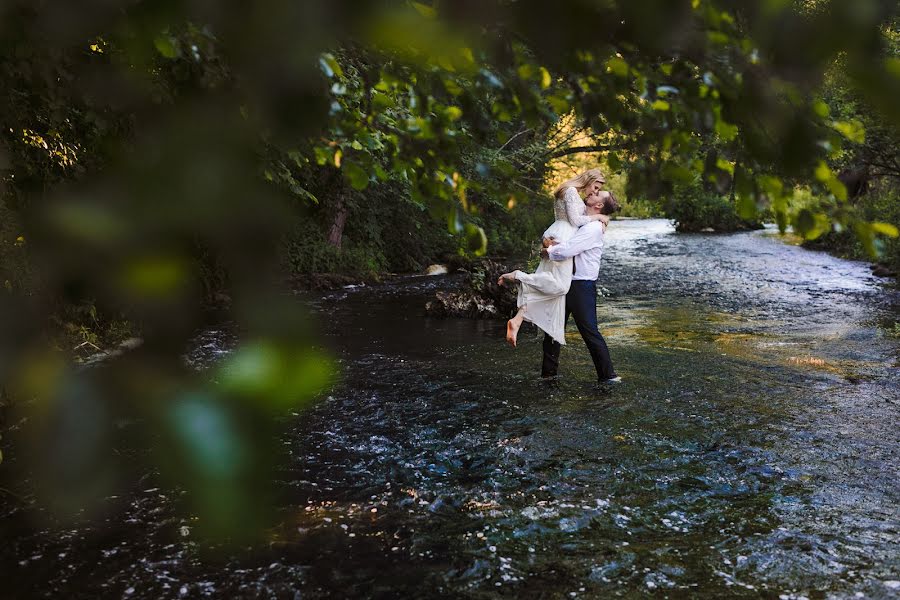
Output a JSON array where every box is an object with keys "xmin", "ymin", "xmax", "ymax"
[{"xmin": 3, "ymin": 219, "xmax": 899, "ymax": 598}]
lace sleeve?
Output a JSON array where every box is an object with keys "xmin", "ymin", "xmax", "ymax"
[{"xmin": 563, "ymin": 187, "xmax": 592, "ymax": 227}]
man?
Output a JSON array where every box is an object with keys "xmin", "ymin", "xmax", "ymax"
[{"xmin": 540, "ymin": 191, "xmax": 621, "ymax": 383}]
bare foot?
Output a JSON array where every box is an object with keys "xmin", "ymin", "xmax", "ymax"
[{"xmin": 506, "ymin": 318, "xmax": 521, "ymax": 347}]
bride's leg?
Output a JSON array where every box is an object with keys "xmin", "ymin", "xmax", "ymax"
[{"xmin": 506, "ymin": 306, "xmax": 526, "ymax": 347}]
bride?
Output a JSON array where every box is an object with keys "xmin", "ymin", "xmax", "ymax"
[{"xmin": 498, "ymin": 168, "xmax": 610, "ymax": 347}]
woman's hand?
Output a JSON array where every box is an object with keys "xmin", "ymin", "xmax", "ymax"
[{"xmin": 497, "ymin": 272, "xmax": 517, "ymax": 286}]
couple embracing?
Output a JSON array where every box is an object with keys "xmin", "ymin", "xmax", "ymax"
[{"xmin": 498, "ymin": 168, "xmax": 622, "ymax": 384}]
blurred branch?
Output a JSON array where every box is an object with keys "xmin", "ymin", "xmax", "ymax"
[
  {"xmin": 548, "ymin": 144, "xmax": 617, "ymax": 158},
  {"xmin": 497, "ymin": 128, "xmax": 533, "ymax": 152}
]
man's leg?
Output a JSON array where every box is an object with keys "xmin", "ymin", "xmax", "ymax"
[
  {"xmin": 541, "ymin": 333, "xmax": 560, "ymax": 378},
  {"xmin": 541, "ymin": 300, "xmax": 572, "ymax": 378},
  {"xmin": 569, "ymin": 280, "xmax": 617, "ymax": 381}
]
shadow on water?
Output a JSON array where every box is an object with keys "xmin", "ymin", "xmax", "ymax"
[{"xmin": 2, "ymin": 220, "xmax": 899, "ymax": 598}]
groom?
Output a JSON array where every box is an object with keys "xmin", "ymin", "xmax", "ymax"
[{"xmin": 539, "ymin": 192, "xmax": 621, "ymax": 383}]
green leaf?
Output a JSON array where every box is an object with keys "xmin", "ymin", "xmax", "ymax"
[
  {"xmin": 661, "ymin": 162, "xmax": 694, "ymax": 184},
  {"xmin": 464, "ymin": 223, "xmax": 487, "ymax": 256},
  {"xmin": 216, "ymin": 342, "xmax": 333, "ymax": 410},
  {"xmin": 714, "ymin": 108, "xmax": 738, "ymax": 141},
  {"xmin": 872, "ymin": 222, "xmax": 899, "ymax": 237},
  {"xmin": 319, "ymin": 53, "xmax": 343, "ymax": 78},
  {"xmin": 411, "ymin": 2, "xmax": 437, "ymax": 18},
  {"xmin": 814, "ymin": 161, "xmax": 847, "ymax": 201},
  {"xmin": 832, "ymin": 119, "xmax": 865, "ymax": 144},
  {"xmin": 853, "ymin": 221, "xmax": 877, "ymax": 258},
  {"xmin": 775, "ymin": 207, "xmax": 788, "ymax": 233},
  {"xmin": 444, "ymin": 78, "xmax": 464, "ymax": 96},
  {"xmin": 737, "ymin": 192, "xmax": 757, "ymax": 220},
  {"xmin": 651, "ymin": 99, "xmax": 670, "ymax": 111},
  {"xmin": 793, "ymin": 208, "xmax": 816, "ymax": 239},
  {"xmin": 715, "ymin": 158, "xmax": 734, "ymax": 175},
  {"xmin": 120, "ymin": 256, "xmax": 187, "ymax": 298},
  {"xmin": 886, "ymin": 57, "xmax": 900, "ymax": 77},
  {"xmin": 607, "ymin": 152, "xmax": 622, "ymax": 171},
  {"xmin": 813, "ymin": 161, "xmax": 832, "ymax": 183},
  {"xmin": 313, "ymin": 146, "xmax": 331, "ymax": 166},
  {"xmin": 539, "ymin": 67, "xmax": 552, "ymax": 89},
  {"xmin": 154, "ymin": 36, "xmax": 178, "ymax": 59},
  {"xmin": 707, "ymin": 31, "xmax": 729, "ymax": 45},
  {"xmin": 758, "ymin": 175, "xmax": 783, "ymax": 195},
  {"xmin": 606, "ymin": 56, "xmax": 629, "ymax": 78},
  {"xmin": 343, "ymin": 162, "xmax": 370, "ymax": 190},
  {"xmin": 372, "ymin": 91, "xmax": 395, "ymax": 110}
]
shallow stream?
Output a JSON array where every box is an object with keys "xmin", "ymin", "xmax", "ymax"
[{"xmin": 3, "ymin": 220, "xmax": 899, "ymax": 598}]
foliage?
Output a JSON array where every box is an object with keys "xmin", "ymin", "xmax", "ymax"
[
  {"xmin": 668, "ymin": 180, "xmax": 764, "ymax": 232},
  {"xmin": 1, "ymin": 0, "xmax": 899, "ymax": 541},
  {"xmin": 803, "ymin": 185, "xmax": 900, "ymax": 270},
  {"xmin": 281, "ymin": 181, "xmax": 459, "ymax": 276}
]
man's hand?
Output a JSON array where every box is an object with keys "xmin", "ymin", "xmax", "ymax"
[{"xmin": 541, "ymin": 236, "xmax": 558, "ymax": 248}]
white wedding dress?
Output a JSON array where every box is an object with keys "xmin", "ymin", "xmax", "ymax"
[{"xmin": 513, "ymin": 187, "xmax": 594, "ymax": 345}]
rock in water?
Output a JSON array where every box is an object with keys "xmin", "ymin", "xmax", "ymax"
[
  {"xmin": 425, "ymin": 264, "xmax": 449, "ymax": 276},
  {"xmin": 425, "ymin": 259, "xmax": 517, "ymax": 319},
  {"xmin": 426, "ymin": 291, "xmax": 499, "ymax": 318},
  {"xmin": 872, "ymin": 264, "xmax": 897, "ymax": 278}
]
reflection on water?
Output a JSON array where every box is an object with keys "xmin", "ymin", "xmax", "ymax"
[{"xmin": 2, "ymin": 220, "xmax": 899, "ymax": 598}]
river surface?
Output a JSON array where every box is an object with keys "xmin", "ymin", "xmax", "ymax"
[{"xmin": 2, "ymin": 219, "xmax": 899, "ymax": 599}]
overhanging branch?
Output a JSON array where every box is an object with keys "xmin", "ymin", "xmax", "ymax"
[{"xmin": 548, "ymin": 144, "xmax": 616, "ymax": 159}]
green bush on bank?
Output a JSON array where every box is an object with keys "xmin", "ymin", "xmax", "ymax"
[
  {"xmin": 667, "ymin": 183, "xmax": 764, "ymax": 233},
  {"xmin": 282, "ymin": 179, "xmax": 467, "ymax": 277},
  {"xmin": 803, "ymin": 185, "xmax": 900, "ymax": 272}
]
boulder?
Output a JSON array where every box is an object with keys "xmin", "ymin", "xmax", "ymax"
[
  {"xmin": 425, "ymin": 264, "xmax": 449, "ymax": 276},
  {"xmin": 425, "ymin": 259, "xmax": 517, "ymax": 319}
]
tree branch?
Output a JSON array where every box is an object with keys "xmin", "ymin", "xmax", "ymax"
[
  {"xmin": 497, "ymin": 128, "xmax": 533, "ymax": 152},
  {"xmin": 547, "ymin": 144, "xmax": 616, "ymax": 159}
]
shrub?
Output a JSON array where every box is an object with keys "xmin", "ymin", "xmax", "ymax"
[
  {"xmin": 668, "ymin": 183, "xmax": 764, "ymax": 233},
  {"xmin": 803, "ymin": 184, "xmax": 900, "ymax": 271}
]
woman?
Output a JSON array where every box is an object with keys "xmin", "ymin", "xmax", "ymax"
[{"xmin": 498, "ymin": 168, "xmax": 611, "ymax": 347}]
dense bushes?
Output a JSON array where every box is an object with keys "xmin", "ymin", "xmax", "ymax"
[
  {"xmin": 667, "ymin": 183, "xmax": 764, "ymax": 233},
  {"xmin": 282, "ymin": 179, "xmax": 465, "ymax": 277},
  {"xmin": 282, "ymin": 182, "xmax": 549, "ymax": 277},
  {"xmin": 804, "ymin": 185, "xmax": 900, "ymax": 272}
]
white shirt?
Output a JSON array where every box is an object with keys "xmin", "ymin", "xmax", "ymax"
[{"xmin": 547, "ymin": 221, "xmax": 605, "ymax": 281}]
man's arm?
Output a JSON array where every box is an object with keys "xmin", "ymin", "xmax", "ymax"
[{"xmin": 543, "ymin": 223, "xmax": 603, "ymax": 261}]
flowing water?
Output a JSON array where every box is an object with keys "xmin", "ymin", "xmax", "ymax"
[{"xmin": 3, "ymin": 220, "xmax": 899, "ymax": 598}]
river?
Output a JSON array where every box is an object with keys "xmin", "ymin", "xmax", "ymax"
[{"xmin": 3, "ymin": 219, "xmax": 899, "ymax": 598}]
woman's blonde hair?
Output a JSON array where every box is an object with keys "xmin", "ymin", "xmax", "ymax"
[{"xmin": 553, "ymin": 168, "xmax": 606, "ymax": 198}]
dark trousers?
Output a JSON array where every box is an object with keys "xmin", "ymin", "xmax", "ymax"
[{"xmin": 541, "ymin": 279, "xmax": 617, "ymax": 381}]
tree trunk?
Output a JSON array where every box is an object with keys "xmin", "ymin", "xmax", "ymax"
[{"xmin": 326, "ymin": 193, "xmax": 349, "ymax": 249}]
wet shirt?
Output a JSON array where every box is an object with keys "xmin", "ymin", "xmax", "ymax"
[{"xmin": 547, "ymin": 220, "xmax": 605, "ymax": 281}]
